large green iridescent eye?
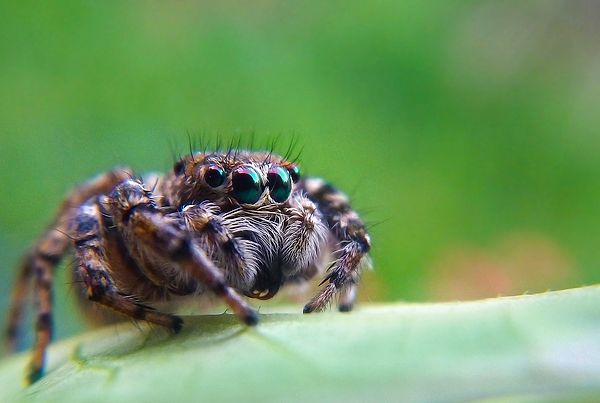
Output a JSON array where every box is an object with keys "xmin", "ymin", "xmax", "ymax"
[
  {"xmin": 204, "ymin": 164, "xmax": 226, "ymax": 187},
  {"xmin": 232, "ymin": 166, "xmax": 263, "ymax": 204},
  {"xmin": 288, "ymin": 165, "xmax": 301, "ymax": 183},
  {"xmin": 267, "ymin": 166, "xmax": 292, "ymax": 203}
]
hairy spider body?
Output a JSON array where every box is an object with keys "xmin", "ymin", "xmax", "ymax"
[{"xmin": 5, "ymin": 150, "xmax": 371, "ymax": 383}]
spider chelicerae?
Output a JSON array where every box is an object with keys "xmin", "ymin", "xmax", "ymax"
[{"xmin": 5, "ymin": 148, "xmax": 372, "ymax": 383}]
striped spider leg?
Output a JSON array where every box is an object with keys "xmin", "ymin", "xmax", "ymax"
[{"xmin": 301, "ymin": 179, "xmax": 372, "ymax": 313}]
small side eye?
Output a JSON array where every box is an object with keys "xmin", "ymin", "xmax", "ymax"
[
  {"xmin": 232, "ymin": 166, "xmax": 263, "ymax": 204},
  {"xmin": 288, "ymin": 165, "xmax": 301, "ymax": 183},
  {"xmin": 204, "ymin": 165, "xmax": 226, "ymax": 188},
  {"xmin": 267, "ymin": 166, "xmax": 292, "ymax": 203},
  {"xmin": 173, "ymin": 160, "xmax": 186, "ymax": 175}
]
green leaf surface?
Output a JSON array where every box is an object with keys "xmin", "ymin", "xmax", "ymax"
[{"xmin": 1, "ymin": 286, "xmax": 599, "ymax": 402}]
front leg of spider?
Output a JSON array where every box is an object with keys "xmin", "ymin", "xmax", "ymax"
[
  {"xmin": 72, "ymin": 202, "xmax": 183, "ymax": 326},
  {"xmin": 171, "ymin": 204, "xmax": 263, "ymax": 297},
  {"xmin": 109, "ymin": 180, "xmax": 259, "ymax": 325},
  {"xmin": 302, "ymin": 179, "xmax": 372, "ymax": 314}
]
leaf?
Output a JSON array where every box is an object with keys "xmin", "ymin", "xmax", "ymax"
[{"xmin": 1, "ymin": 286, "xmax": 599, "ymax": 402}]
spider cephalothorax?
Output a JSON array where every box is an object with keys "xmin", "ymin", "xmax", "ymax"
[{"xmin": 5, "ymin": 149, "xmax": 371, "ymax": 383}]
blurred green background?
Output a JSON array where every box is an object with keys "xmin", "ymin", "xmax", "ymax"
[{"xmin": 1, "ymin": 1, "xmax": 599, "ymax": 342}]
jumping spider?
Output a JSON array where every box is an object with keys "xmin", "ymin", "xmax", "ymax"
[{"xmin": 5, "ymin": 149, "xmax": 371, "ymax": 383}]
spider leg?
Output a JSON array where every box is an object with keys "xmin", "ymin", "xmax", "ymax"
[
  {"xmin": 17, "ymin": 169, "xmax": 133, "ymax": 383},
  {"xmin": 173, "ymin": 204, "xmax": 260, "ymax": 293},
  {"xmin": 337, "ymin": 281, "xmax": 358, "ymax": 312},
  {"xmin": 301, "ymin": 179, "xmax": 371, "ymax": 313},
  {"xmin": 26, "ymin": 201, "xmax": 185, "ymax": 382},
  {"xmin": 4, "ymin": 253, "xmax": 35, "ymax": 352},
  {"xmin": 71, "ymin": 202, "xmax": 182, "ymax": 329},
  {"xmin": 109, "ymin": 180, "xmax": 258, "ymax": 325}
]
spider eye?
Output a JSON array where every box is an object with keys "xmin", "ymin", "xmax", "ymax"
[
  {"xmin": 232, "ymin": 167, "xmax": 263, "ymax": 204},
  {"xmin": 267, "ymin": 166, "xmax": 292, "ymax": 203},
  {"xmin": 204, "ymin": 165, "xmax": 226, "ymax": 187},
  {"xmin": 173, "ymin": 160, "xmax": 186, "ymax": 175},
  {"xmin": 288, "ymin": 165, "xmax": 301, "ymax": 183}
]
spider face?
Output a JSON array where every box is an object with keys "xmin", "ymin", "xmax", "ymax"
[
  {"xmin": 169, "ymin": 151, "xmax": 301, "ymax": 210},
  {"xmin": 6, "ymin": 148, "xmax": 371, "ymax": 384}
]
